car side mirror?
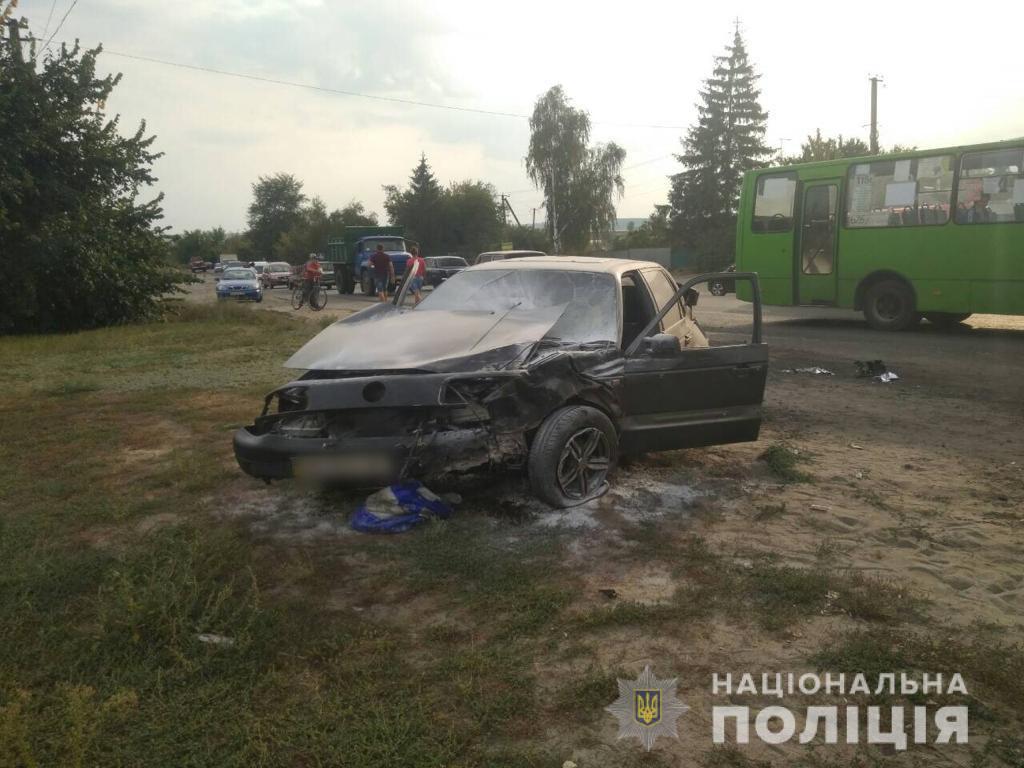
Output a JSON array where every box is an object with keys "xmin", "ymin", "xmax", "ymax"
[
  {"xmin": 639, "ymin": 333, "xmax": 681, "ymax": 356},
  {"xmin": 684, "ymin": 288, "xmax": 699, "ymax": 307}
]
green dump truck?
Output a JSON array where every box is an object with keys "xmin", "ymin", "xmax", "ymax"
[{"xmin": 326, "ymin": 226, "xmax": 412, "ymax": 295}]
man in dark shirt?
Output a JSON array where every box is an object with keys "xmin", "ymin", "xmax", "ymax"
[{"xmin": 369, "ymin": 244, "xmax": 394, "ymax": 302}]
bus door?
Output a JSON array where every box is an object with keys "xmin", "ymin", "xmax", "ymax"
[{"xmin": 796, "ymin": 180, "xmax": 840, "ymax": 305}]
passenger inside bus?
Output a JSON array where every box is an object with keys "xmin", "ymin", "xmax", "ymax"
[{"xmin": 959, "ymin": 193, "xmax": 994, "ymax": 224}]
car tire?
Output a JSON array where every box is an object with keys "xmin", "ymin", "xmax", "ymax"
[
  {"xmin": 863, "ymin": 279, "xmax": 919, "ymax": 331},
  {"xmin": 709, "ymin": 281, "xmax": 726, "ymax": 296},
  {"xmin": 528, "ymin": 405, "xmax": 617, "ymax": 508}
]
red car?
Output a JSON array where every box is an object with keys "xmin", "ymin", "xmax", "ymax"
[{"xmin": 261, "ymin": 262, "xmax": 292, "ymax": 289}]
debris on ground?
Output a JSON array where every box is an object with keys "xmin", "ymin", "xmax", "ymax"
[
  {"xmin": 599, "ymin": 588, "xmax": 619, "ymax": 600},
  {"xmin": 849, "ymin": 442, "xmax": 865, "ymax": 450},
  {"xmin": 782, "ymin": 366, "xmax": 834, "ymax": 375},
  {"xmin": 855, "ymin": 359, "xmax": 899, "ymax": 383},
  {"xmin": 855, "ymin": 359, "xmax": 888, "ymax": 377},
  {"xmin": 197, "ymin": 633, "xmax": 235, "ymax": 647},
  {"xmin": 809, "ymin": 504, "xmax": 830, "ymax": 512},
  {"xmin": 350, "ymin": 481, "xmax": 453, "ymax": 533}
]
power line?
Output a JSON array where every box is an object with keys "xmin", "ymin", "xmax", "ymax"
[
  {"xmin": 41, "ymin": 0, "xmax": 79, "ymax": 55},
  {"xmin": 40, "ymin": 0, "xmax": 58, "ymax": 40},
  {"xmin": 44, "ymin": 42, "xmax": 690, "ymax": 130}
]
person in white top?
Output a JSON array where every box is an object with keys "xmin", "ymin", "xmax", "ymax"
[{"xmin": 405, "ymin": 245, "xmax": 427, "ymax": 305}]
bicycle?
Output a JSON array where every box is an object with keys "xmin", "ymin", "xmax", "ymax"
[{"xmin": 291, "ymin": 277, "xmax": 328, "ymax": 311}]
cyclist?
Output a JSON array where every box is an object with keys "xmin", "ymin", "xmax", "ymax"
[{"xmin": 301, "ymin": 254, "xmax": 323, "ymax": 306}]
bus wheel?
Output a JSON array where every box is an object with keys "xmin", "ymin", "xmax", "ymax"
[
  {"xmin": 863, "ymin": 279, "xmax": 919, "ymax": 331},
  {"xmin": 924, "ymin": 312, "xmax": 971, "ymax": 329}
]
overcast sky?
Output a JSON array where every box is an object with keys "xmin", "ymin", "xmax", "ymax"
[{"xmin": 24, "ymin": 0, "xmax": 1024, "ymax": 233}]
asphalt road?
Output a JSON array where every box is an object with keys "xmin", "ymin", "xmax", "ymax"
[{"xmin": 190, "ymin": 273, "xmax": 1024, "ymax": 406}]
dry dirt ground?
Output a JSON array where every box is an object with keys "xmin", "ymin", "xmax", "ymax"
[{"xmin": 191, "ymin": 275, "xmax": 1024, "ymax": 763}]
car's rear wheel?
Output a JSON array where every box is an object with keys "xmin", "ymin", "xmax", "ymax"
[{"xmin": 528, "ymin": 406, "xmax": 616, "ymax": 508}]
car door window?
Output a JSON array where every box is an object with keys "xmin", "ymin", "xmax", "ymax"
[
  {"xmin": 620, "ymin": 272, "xmax": 657, "ymax": 350},
  {"xmin": 642, "ymin": 268, "xmax": 684, "ymax": 331}
]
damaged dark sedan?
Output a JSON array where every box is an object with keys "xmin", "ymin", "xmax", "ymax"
[{"xmin": 233, "ymin": 257, "xmax": 768, "ymax": 507}]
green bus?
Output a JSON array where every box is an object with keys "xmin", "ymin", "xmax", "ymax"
[{"xmin": 735, "ymin": 138, "xmax": 1024, "ymax": 329}]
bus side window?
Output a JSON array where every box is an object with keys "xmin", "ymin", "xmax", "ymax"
[{"xmin": 752, "ymin": 173, "xmax": 797, "ymax": 233}]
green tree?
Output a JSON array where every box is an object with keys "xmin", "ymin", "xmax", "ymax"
[
  {"xmin": 614, "ymin": 206, "xmax": 671, "ymax": 249},
  {"xmin": 246, "ymin": 173, "xmax": 306, "ymax": 259},
  {"xmin": 171, "ymin": 227, "xmax": 226, "ymax": 265},
  {"xmin": 383, "ymin": 154, "xmax": 444, "ymax": 249},
  {"xmin": 781, "ymin": 129, "xmax": 870, "ymax": 164},
  {"xmin": 505, "ymin": 224, "xmax": 551, "ymax": 253},
  {"xmin": 221, "ymin": 231, "xmax": 254, "ymax": 261},
  {"xmin": 0, "ymin": 16, "xmax": 177, "ymax": 334},
  {"xmin": 525, "ymin": 86, "xmax": 626, "ymax": 253},
  {"xmin": 780, "ymin": 131, "xmax": 916, "ymax": 165},
  {"xmin": 275, "ymin": 198, "xmax": 379, "ymax": 264},
  {"xmin": 668, "ymin": 29, "xmax": 772, "ymax": 269},
  {"xmin": 440, "ymin": 180, "xmax": 502, "ymax": 257}
]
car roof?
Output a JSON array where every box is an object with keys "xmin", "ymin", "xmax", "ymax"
[
  {"xmin": 468, "ymin": 255, "xmax": 666, "ymax": 276},
  {"xmin": 477, "ymin": 250, "xmax": 545, "ymax": 257}
]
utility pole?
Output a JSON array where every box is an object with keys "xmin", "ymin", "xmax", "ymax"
[
  {"xmin": 500, "ymin": 195, "xmax": 520, "ymax": 227},
  {"xmin": 550, "ymin": 168, "xmax": 560, "ymax": 254},
  {"xmin": 869, "ymin": 75, "xmax": 883, "ymax": 154},
  {"xmin": 6, "ymin": 17, "xmax": 24, "ymax": 64},
  {"xmin": 531, "ymin": 207, "xmax": 536, "ymax": 229}
]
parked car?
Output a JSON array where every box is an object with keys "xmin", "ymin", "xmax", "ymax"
[
  {"xmin": 233, "ymin": 257, "xmax": 766, "ymax": 508},
  {"xmin": 216, "ymin": 267, "xmax": 263, "ymax": 302},
  {"xmin": 708, "ymin": 264, "xmax": 736, "ymax": 296},
  {"xmin": 474, "ymin": 249, "xmax": 546, "ymax": 265},
  {"xmin": 251, "ymin": 261, "xmax": 270, "ymax": 276},
  {"xmin": 423, "ymin": 255, "xmax": 469, "ymax": 287},
  {"xmin": 190, "ymin": 258, "xmax": 211, "ymax": 273},
  {"xmin": 261, "ymin": 262, "xmax": 292, "ymax": 289}
]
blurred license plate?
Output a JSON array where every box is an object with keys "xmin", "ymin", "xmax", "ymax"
[{"xmin": 292, "ymin": 453, "xmax": 393, "ymax": 481}]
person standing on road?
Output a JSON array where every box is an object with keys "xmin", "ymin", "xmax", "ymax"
[
  {"xmin": 370, "ymin": 244, "xmax": 394, "ymax": 303},
  {"xmin": 301, "ymin": 254, "xmax": 323, "ymax": 305},
  {"xmin": 405, "ymin": 245, "xmax": 426, "ymax": 305}
]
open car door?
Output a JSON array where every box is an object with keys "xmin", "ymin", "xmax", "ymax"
[{"xmin": 619, "ymin": 271, "xmax": 768, "ymax": 454}]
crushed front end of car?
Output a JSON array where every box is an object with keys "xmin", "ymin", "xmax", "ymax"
[{"xmin": 233, "ymin": 267, "xmax": 625, "ymax": 487}]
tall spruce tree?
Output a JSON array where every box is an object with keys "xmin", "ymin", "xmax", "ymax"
[
  {"xmin": 383, "ymin": 154, "xmax": 444, "ymax": 249},
  {"xmin": 669, "ymin": 29, "xmax": 772, "ymax": 269}
]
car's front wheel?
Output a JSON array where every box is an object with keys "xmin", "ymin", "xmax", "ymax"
[{"xmin": 528, "ymin": 405, "xmax": 616, "ymax": 508}]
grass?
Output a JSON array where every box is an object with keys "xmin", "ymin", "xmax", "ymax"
[
  {"xmin": 0, "ymin": 305, "xmax": 568, "ymax": 766},
  {"xmin": 759, "ymin": 443, "xmax": 812, "ymax": 482},
  {"xmin": 0, "ymin": 304, "xmax": 1007, "ymax": 765}
]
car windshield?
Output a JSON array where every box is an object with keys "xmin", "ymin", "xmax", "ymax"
[
  {"xmin": 441, "ymin": 257, "xmax": 468, "ymax": 267},
  {"xmin": 416, "ymin": 268, "xmax": 619, "ymax": 344},
  {"xmin": 363, "ymin": 239, "xmax": 404, "ymax": 252},
  {"xmin": 223, "ymin": 269, "xmax": 254, "ymax": 280}
]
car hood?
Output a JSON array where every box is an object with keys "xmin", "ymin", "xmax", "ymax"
[
  {"xmin": 285, "ymin": 303, "xmax": 568, "ymax": 371},
  {"xmin": 219, "ymin": 279, "xmax": 259, "ymax": 288}
]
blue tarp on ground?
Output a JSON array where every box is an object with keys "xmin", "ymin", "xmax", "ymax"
[{"xmin": 350, "ymin": 480, "xmax": 453, "ymax": 533}]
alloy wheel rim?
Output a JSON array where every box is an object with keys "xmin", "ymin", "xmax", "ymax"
[{"xmin": 556, "ymin": 427, "xmax": 610, "ymax": 500}]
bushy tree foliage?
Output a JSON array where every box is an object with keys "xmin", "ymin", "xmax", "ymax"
[
  {"xmin": 273, "ymin": 198, "xmax": 378, "ymax": 263},
  {"xmin": 781, "ymin": 129, "xmax": 870, "ymax": 164},
  {"xmin": 614, "ymin": 206, "xmax": 672, "ymax": 250},
  {"xmin": 246, "ymin": 173, "xmax": 306, "ymax": 259},
  {"xmin": 0, "ymin": 18, "xmax": 177, "ymax": 333},
  {"xmin": 525, "ymin": 86, "xmax": 625, "ymax": 253},
  {"xmin": 171, "ymin": 228, "xmax": 225, "ymax": 264},
  {"xmin": 384, "ymin": 156, "xmax": 502, "ymax": 257},
  {"xmin": 668, "ymin": 30, "xmax": 772, "ymax": 269}
]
